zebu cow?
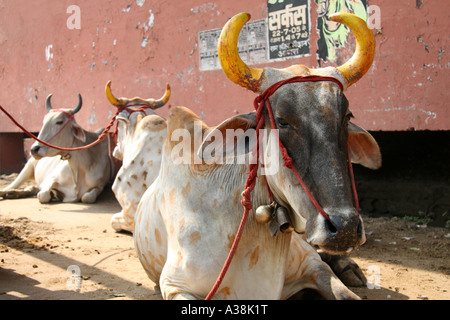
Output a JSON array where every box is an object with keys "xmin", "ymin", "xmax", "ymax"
[
  {"xmin": 105, "ymin": 81, "xmax": 170, "ymax": 232},
  {"xmin": 134, "ymin": 12, "xmax": 381, "ymax": 299},
  {"xmin": 5, "ymin": 93, "xmax": 113, "ymax": 203}
]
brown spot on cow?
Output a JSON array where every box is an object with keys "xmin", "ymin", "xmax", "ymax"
[
  {"xmin": 181, "ymin": 182, "xmax": 191, "ymax": 199},
  {"xmin": 248, "ymin": 246, "xmax": 260, "ymax": 270},
  {"xmin": 154, "ymin": 228, "xmax": 162, "ymax": 245},
  {"xmin": 233, "ymin": 188, "xmax": 241, "ymax": 206},
  {"xmin": 189, "ymin": 231, "xmax": 201, "ymax": 245},
  {"xmin": 227, "ymin": 234, "xmax": 236, "ymax": 250},
  {"xmin": 219, "ymin": 287, "xmax": 231, "ymax": 297},
  {"xmin": 169, "ymin": 188, "xmax": 176, "ymax": 203},
  {"xmin": 178, "ymin": 217, "xmax": 186, "ymax": 230},
  {"xmin": 176, "ymin": 250, "xmax": 183, "ymax": 265},
  {"xmin": 156, "ymin": 254, "xmax": 165, "ymax": 267}
]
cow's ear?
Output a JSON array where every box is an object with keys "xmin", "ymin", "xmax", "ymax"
[
  {"xmin": 199, "ymin": 112, "xmax": 257, "ymax": 162},
  {"xmin": 116, "ymin": 115, "xmax": 130, "ymax": 125},
  {"xmin": 348, "ymin": 122, "xmax": 381, "ymax": 170},
  {"xmin": 72, "ymin": 122, "xmax": 86, "ymax": 143}
]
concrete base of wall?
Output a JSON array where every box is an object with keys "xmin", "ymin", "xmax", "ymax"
[{"xmin": 0, "ymin": 133, "xmax": 26, "ymax": 174}]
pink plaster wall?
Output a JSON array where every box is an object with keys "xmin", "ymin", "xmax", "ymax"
[{"xmin": 0, "ymin": 0, "xmax": 448, "ymax": 134}]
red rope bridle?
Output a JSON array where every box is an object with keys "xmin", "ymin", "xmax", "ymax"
[{"xmin": 205, "ymin": 75, "xmax": 359, "ymax": 300}]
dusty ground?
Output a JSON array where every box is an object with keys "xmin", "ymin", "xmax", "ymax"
[{"xmin": 0, "ymin": 174, "xmax": 449, "ymax": 300}]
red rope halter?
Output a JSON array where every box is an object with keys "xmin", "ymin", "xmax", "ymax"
[{"xmin": 205, "ymin": 75, "xmax": 359, "ymax": 300}]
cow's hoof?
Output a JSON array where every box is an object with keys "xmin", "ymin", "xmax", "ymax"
[
  {"xmin": 111, "ymin": 213, "xmax": 125, "ymax": 231},
  {"xmin": 37, "ymin": 190, "xmax": 52, "ymax": 203},
  {"xmin": 319, "ymin": 253, "xmax": 367, "ymax": 287},
  {"xmin": 111, "ymin": 212, "xmax": 133, "ymax": 233},
  {"xmin": 81, "ymin": 193, "xmax": 96, "ymax": 203}
]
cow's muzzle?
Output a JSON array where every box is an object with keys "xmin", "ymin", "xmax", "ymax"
[
  {"xmin": 306, "ymin": 211, "xmax": 365, "ymax": 255},
  {"xmin": 30, "ymin": 145, "xmax": 44, "ymax": 160}
]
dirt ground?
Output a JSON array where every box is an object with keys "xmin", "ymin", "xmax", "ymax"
[{"xmin": 0, "ymin": 174, "xmax": 449, "ymax": 300}]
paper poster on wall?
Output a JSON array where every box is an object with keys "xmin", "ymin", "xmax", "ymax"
[
  {"xmin": 315, "ymin": 0, "xmax": 368, "ymax": 63},
  {"xmin": 267, "ymin": 0, "xmax": 311, "ymax": 60},
  {"xmin": 199, "ymin": 19, "xmax": 268, "ymax": 71}
]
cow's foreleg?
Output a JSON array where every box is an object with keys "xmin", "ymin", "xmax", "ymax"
[
  {"xmin": 159, "ymin": 262, "xmax": 201, "ymax": 300},
  {"xmin": 2, "ymin": 158, "xmax": 37, "ymax": 191},
  {"xmin": 36, "ymin": 176, "xmax": 56, "ymax": 203},
  {"xmin": 111, "ymin": 211, "xmax": 134, "ymax": 233},
  {"xmin": 283, "ymin": 235, "xmax": 360, "ymax": 300},
  {"xmin": 304, "ymin": 259, "xmax": 360, "ymax": 300},
  {"xmin": 284, "ymin": 254, "xmax": 360, "ymax": 300},
  {"xmin": 81, "ymin": 187, "xmax": 102, "ymax": 203},
  {"xmin": 319, "ymin": 252, "xmax": 367, "ymax": 287}
]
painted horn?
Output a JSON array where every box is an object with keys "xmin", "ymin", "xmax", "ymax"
[
  {"xmin": 70, "ymin": 94, "xmax": 83, "ymax": 115},
  {"xmin": 329, "ymin": 12, "xmax": 376, "ymax": 87},
  {"xmin": 217, "ymin": 12, "xmax": 264, "ymax": 92},
  {"xmin": 105, "ymin": 81, "xmax": 121, "ymax": 106},
  {"xmin": 45, "ymin": 94, "xmax": 54, "ymax": 112},
  {"xmin": 105, "ymin": 80, "xmax": 171, "ymax": 109}
]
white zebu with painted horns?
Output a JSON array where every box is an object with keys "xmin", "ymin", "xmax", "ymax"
[
  {"xmin": 134, "ymin": 12, "xmax": 381, "ymax": 299},
  {"xmin": 14, "ymin": 93, "xmax": 113, "ymax": 203},
  {"xmin": 106, "ymin": 81, "xmax": 170, "ymax": 233}
]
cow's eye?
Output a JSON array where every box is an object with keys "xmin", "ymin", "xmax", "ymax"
[
  {"xmin": 344, "ymin": 112, "xmax": 353, "ymax": 126},
  {"xmin": 56, "ymin": 120, "xmax": 64, "ymax": 125},
  {"xmin": 276, "ymin": 117, "xmax": 292, "ymax": 129}
]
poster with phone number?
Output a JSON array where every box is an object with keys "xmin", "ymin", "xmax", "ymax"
[{"xmin": 268, "ymin": 0, "xmax": 311, "ymax": 60}]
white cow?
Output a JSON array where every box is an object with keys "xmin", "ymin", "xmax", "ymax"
[
  {"xmin": 2, "ymin": 93, "xmax": 113, "ymax": 203},
  {"xmin": 106, "ymin": 81, "xmax": 170, "ymax": 232},
  {"xmin": 133, "ymin": 12, "xmax": 381, "ymax": 299}
]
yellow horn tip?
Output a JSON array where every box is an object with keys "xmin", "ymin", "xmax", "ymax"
[
  {"xmin": 163, "ymin": 83, "xmax": 171, "ymax": 104},
  {"xmin": 105, "ymin": 80, "xmax": 122, "ymax": 106},
  {"xmin": 329, "ymin": 12, "xmax": 375, "ymax": 87}
]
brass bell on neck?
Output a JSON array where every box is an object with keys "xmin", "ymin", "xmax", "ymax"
[
  {"xmin": 275, "ymin": 205, "xmax": 294, "ymax": 234},
  {"xmin": 254, "ymin": 202, "xmax": 275, "ymax": 224}
]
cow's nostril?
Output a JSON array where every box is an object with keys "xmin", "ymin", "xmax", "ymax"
[
  {"xmin": 325, "ymin": 218, "xmax": 338, "ymax": 235},
  {"xmin": 31, "ymin": 145, "xmax": 40, "ymax": 154},
  {"xmin": 357, "ymin": 219, "xmax": 363, "ymax": 236}
]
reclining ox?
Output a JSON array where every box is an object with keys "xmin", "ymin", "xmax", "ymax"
[
  {"xmin": 134, "ymin": 12, "xmax": 381, "ymax": 299},
  {"xmin": 105, "ymin": 81, "xmax": 170, "ymax": 232},
  {"xmin": 2, "ymin": 94, "xmax": 113, "ymax": 203}
]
